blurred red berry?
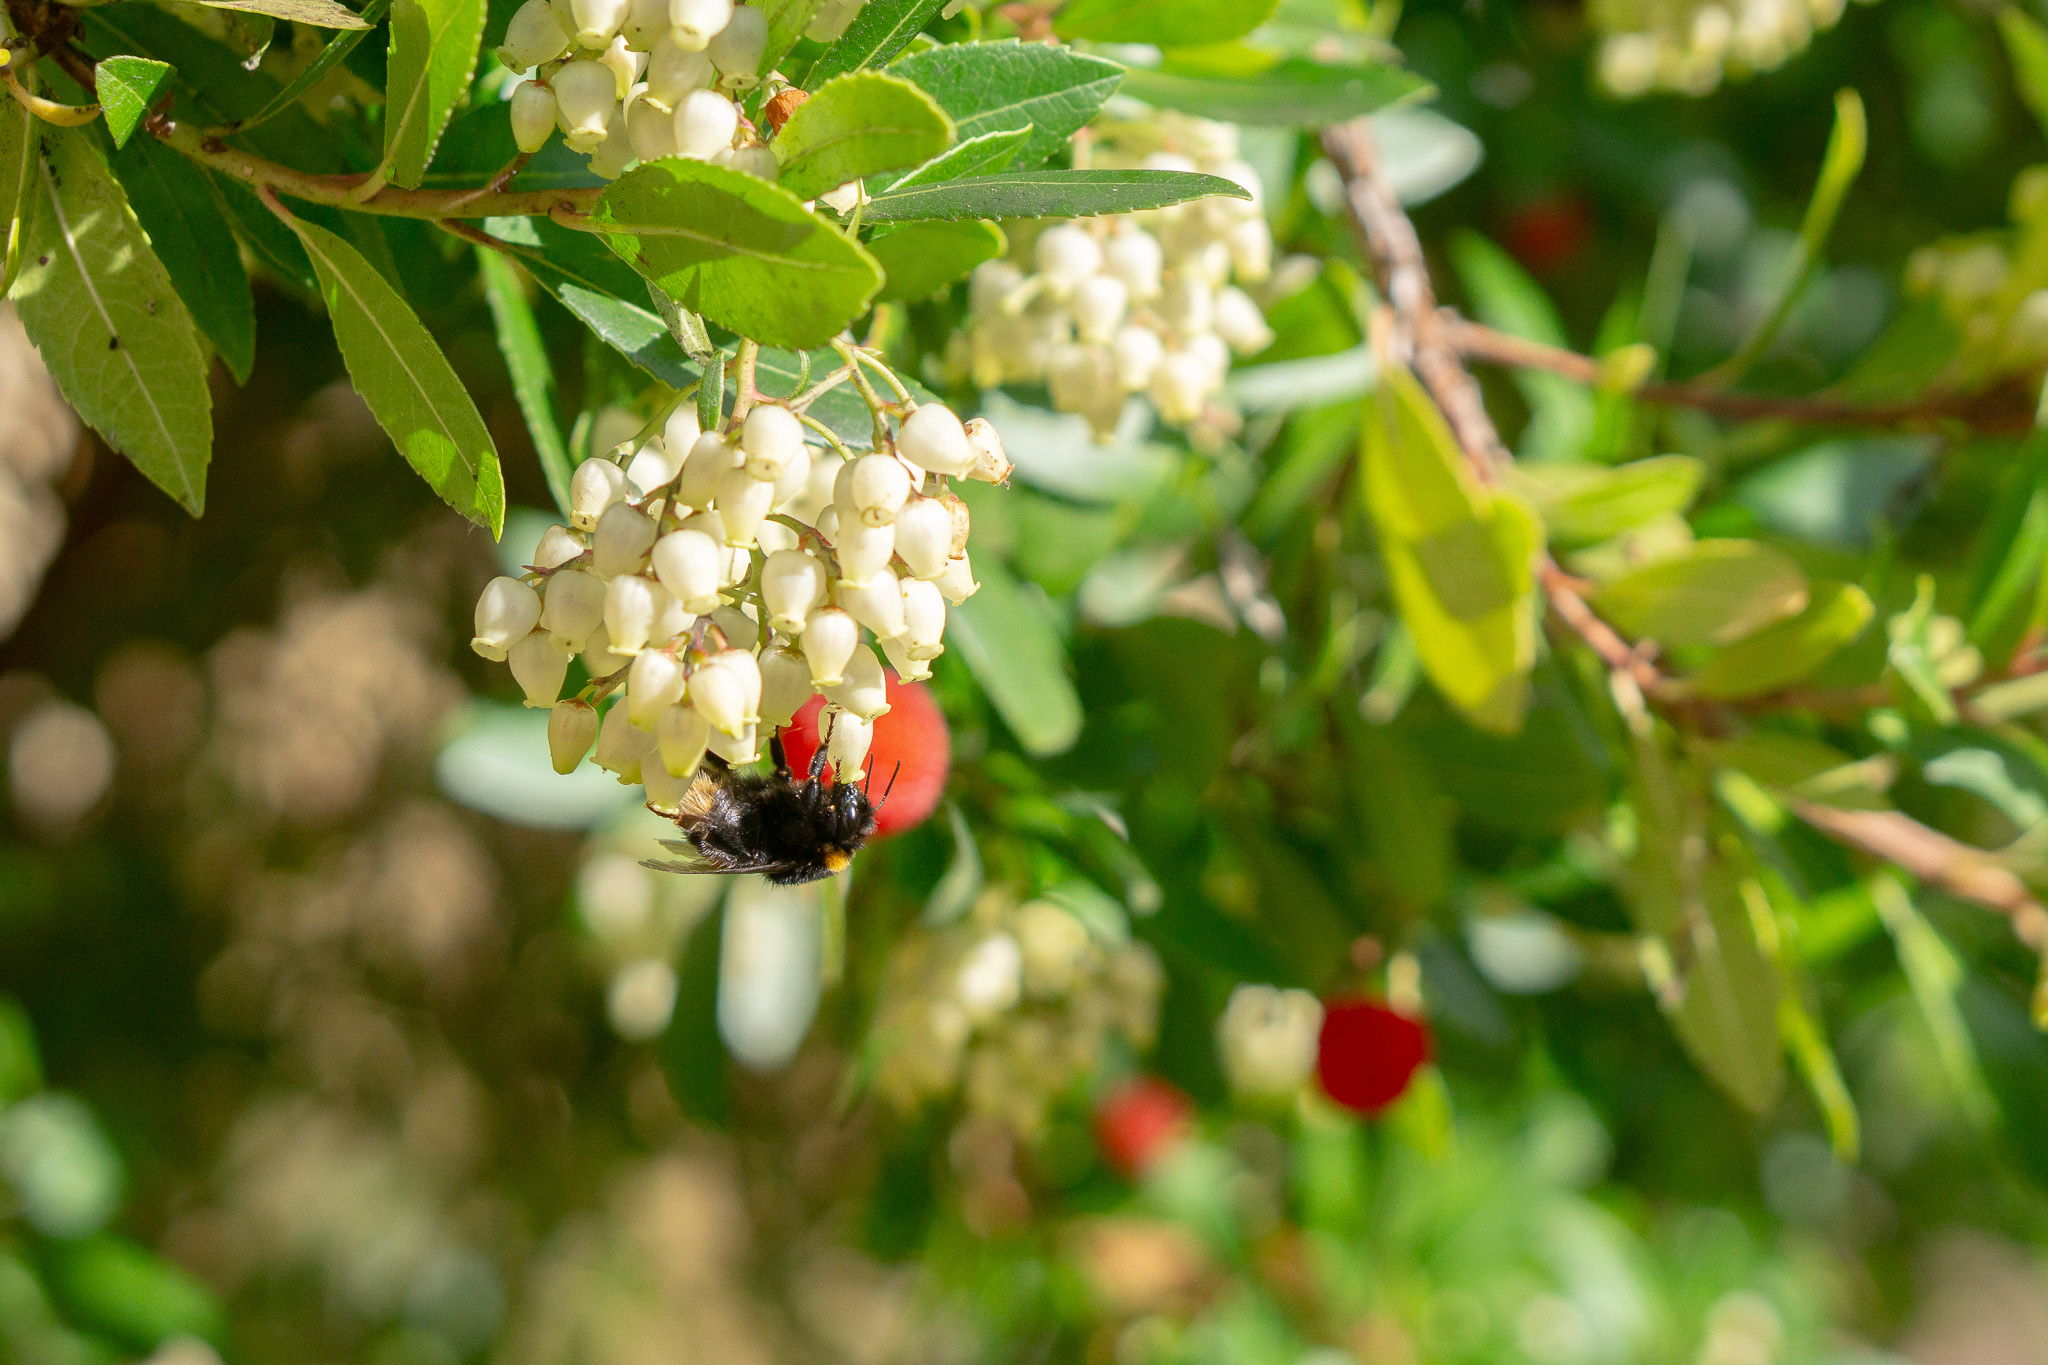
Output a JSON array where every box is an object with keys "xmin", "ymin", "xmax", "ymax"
[
  {"xmin": 1502, "ymin": 194, "xmax": 1590, "ymax": 273},
  {"xmin": 779, "ymin": 674, "xmax": 950, "ymax": 839},
  {"xmin": 1094, "ymin": 1076, "xmax": 1192, "ymax": 1179},
  {"xmin": 1316, "ymin": 998, "xmax": 1431, "ymax": 1116}
]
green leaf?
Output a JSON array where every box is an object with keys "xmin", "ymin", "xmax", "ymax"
[
  {"xmin": 757, "ymin": 0, "xmax": 831, "ymax": 81},
  {"xmin": 1116, "ymin": 58, "xmax": 1429, "ymax": 127},
  {"xmin": 382, "ymin": 0, "xmax": 487, "ymax": 189},
  {"xmin": 863, "ymin": 167, "xmax": 1246, "ymax": 223},
  {"xmin": 1999, "ymin": 6, "xmax": 2048, "ymax": 144},
  {"xmin": 1362, "ymin": 366, "xmax": 1540, "ymax": 734},
  {"xmin": 647, "ymin": 281, "xmax": 715, "ymax": 360},
  {"xmin": 187, "ymin": 0, "xmax": 371, "ymax": 26},
  {"xmin": 213, "ymin": 0, "xmax": 392, "ymax": 135},
  {"xmin": 1885, "ymin": 574, "xmax": 1968, "ymax": 726},
  {"xmin": 591, "ymin": 158, "xmax": 882, "ymax": 350},
  {"xmin": 883, "ymin": 127, "xmax": 1029, "ymax": 190},
  {"xmin": 8, "ymin": 126, "xmax": 211, "ymax": 514},
  {"xmin": 93, "ymin": 56, "xmax": 172, "ymax": 150},
  {"xmin": 1345, "ymin": 721, "xmax": 1451, "ymax": 909},
  {"xmin": 1506, "ymin": 456, "xmax": 1704, "ymax": 546},
  {"xmin": 477, "ymin": 247, "xmax": 573, "ymax": 518},
  {"xmin": 48, "ymin": 1236, "xmax": 223, "ymax": 1350},
  {"xmin": 0, "ymin": 79, "xmax": 33, "ymax": 295},
  {"xmin": 870, "ymin": 218, "xmax": 1003, "ymax": 300},
  {"xmin": 1449, "ymin": 230, "xmax": 1595, "ymax": 461},
  {"xmin": 806, "ymin": 0, "xmax": 946, "ymax": 89},
  {"xmin": 1055, "ymin": 0, "xmax": 1277, "ymax": 48},
  {"xmin": 1591, "ymin": 541, "xmax": 1809, "ymax": 648},
  {"xmin": 891, "ymin": 41, "xmax": 1124, "ymax": 170},
  {"xmin": 110, "ymin": 135, "xmax": 255, "ymax": 385},
  {"xmin": 1689, "ymin": 582, "xmax": 1875, "ymax": 700},
  {"xmin": 771, "ymin": 71, "xmax": 954, "ymax": 201},
  {"xmin": 283, "ymin": 213, "xmax": 504, "ymax": 534},
  {"xmin": 948, "ymin": 557, "xmax": 1084, "ymax": 756}
]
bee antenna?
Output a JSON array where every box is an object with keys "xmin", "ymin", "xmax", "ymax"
[{"xmin": 877, "ymin": 760, "xmax": 902, "ymax": 806}]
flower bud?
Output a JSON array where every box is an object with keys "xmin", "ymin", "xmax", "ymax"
[
  {"xmin": 1149, "ymin": 348, "xmax": 1211, "ymax": 425},
  {"xmin": 655, "ymin": 701, "xmax": 710, "ymax": 776},
  {"xmin": 501, "ymin": 0, "xmax": 573, "ymax": 66},
  {"xmin": 756, "ymin": 518, "xmax": 798, "ymax": 556},
  {"xmin": 758, "ymin": 647, "xmax": 814, "ymax": 726},
  {"xmin": 552, "ymin": 59, "xmax": 618, "ymax": 144},
  {"xmin": 651, "ymin": 590, "xmax": 693, "ymax": 646},
  {"xmin": 1034, "ymin": 223, "xmax": 1102, "ymax": 288},
  {"xmin": 1186, "ymin": 331, "xmax": 1230, "ymax": 385},
  {"xmin": 603, "ymin": 572, "xmax": 665, "ymax": 653},
  {"xmin": 674, "ymin": 88, "xmax": 738, "ymax": 159},
  {"xmin": 1217, "ymin": 984, "xmax": 1324, "ymax": 1100},
  {"xmin": 823, "ymin": 644, "xmax": 889, "ymax": 719},
  {"xmin": 571, "ymin": 0, "xmax": 630, "ymax": 46},
  {"xmin": 714, "ymin": 465, "xmax": 776, "ymax": 547},
  {"xmin": 761, "ymin": 548, "xmax": 828, "ymax": 631},
  {"xmin": 878, "ymin": 633, "xmax": 930, "ymax": 682},
  {"xmin": 836, "ymin": 567, "xmax": 905, "ymax": 638},
  {"xmin": 662, "ymin": 404, "xmax": 702, "ymax": 456},
  {"xmin": 1110, "ymin": 324, "xmax": 1163, "ymax": 391},
  {"xmin": 891, "ymin": 496, "xmax": 953, "ymax": 579},
  {"xmin": 473, "ymin": 576, "xmax": 543, "ymax": 659},
  {"xmin": 825, "ymin": 708, "xmax": 873, "ymax": 781},
  {"xmin": 688, "ymin": 654, "xmax": 750, "ymax": 736},
  {"xmin": 707, "ymin": 3, "xmax": 765, "ymax": 82},
  {"xmin": 593, "ymin": 500, "xmax": 657, "ymax": 577},
  {"xmin": 741, "ymin": 404, "xmax": 805, "ymax": 481},
  {"xmin": 549, "ymin": 699, "xmax": 600, "ymax": 773},
  {"xmin": 830, "ymin": 517, "xmax": 894, "ymax": 586},
  {"xmin": 626, "ymin": 86, "xmax": 680, "ymax": 159},
  {"xmin": 1104, "ymin": 228, "xmax": 1163, "ymax": 300},
  {"xmin": 651, "ymin": 528, "xmax": 725, "ymax": 612},
  {"xmin": 800, "ymin": 607, "xmax": 858, "ymax": 685},
  {"xmin": 569, "ymin": 455, "xmax": 630, "ymax": 530},
  {"xmin": 595, "ymin": 698, "xmax": 658, "ymax": 773},
  {"xmin": 668, "ymin": 0, "xmax": 731, "ymax": 48},
  {"xmin": 533, "ymin": 524, "xmax": 588, "ymax": 570},
  {"xmin": 509, "ymin": 630, "xmax": 572, "ymax": 707},
  {"xmin": 540, "ymin": 568, "xmax": 607, "ymax": 648},
  {"xmin": 897, "ymin": 403, "xmax": 974, "ymax": 477},
  {"xmin": 626, "ymin": 438, "xmax": 683, "ymax": 497},
  {"xmin": 1215, "ymin": 285, "xmax": 1274, "ymax": 355},
  {"xmin": 645, "ymin": 30, "xmax": 714, "ymax": 102},
  {"xmin": 677, "ymin": 430, "xmax": 738, "ymax": 509},
  {"xmin": 1072, "ymin": 273, "xmax": 1128, "ymax": 343},
  {"xmin": 900, "ymin": 578, "xmax": 945, "ymax": 659},
  {"xmin": 845, "ymin": 453, "xmax": 911, "ymax": 527},
  {"xmin": 707, "ymin": 720, "xmax": 760, "ymax": 765},
  {"xmin": 934, "ymin": 551, "xmax": 978, "ymax": 604},
  {"xmin": 510, "ymin": 81, "xmax": 560, "ymax": 153}
]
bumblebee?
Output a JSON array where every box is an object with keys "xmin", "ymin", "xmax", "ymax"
[{"xmin": 642, "ymin": 738, "xmax": 888, "ymax": 886}]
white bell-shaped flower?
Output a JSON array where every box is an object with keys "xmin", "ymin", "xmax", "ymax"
[
  {"xmin": 780, "ymin": 450, "xmax": 841, "ymax": 524},
  {"xmin": 585, "ymin": 109, "xmax": 636, "ymax": 178},
  {"xmin": 900, "ymin": 578, "xmax": 945, "ymax": 660},
  {"xmin": 651, "ymin": 528, "xmax": 725, "ymax": 612},
  {"xmin": 842, "ymin": 453, "xmax": 911, "ymax": 528},
  {"xmin": 715, "ymin": 647, "xmax": 762, "ymax": 719},
  {"xmin": 970, "ymin": 258, "xmax": 1026, "ymax": 314},
  {"xmin": 548, "ymin": 699, "xmax": 600, "ymax": 773},
  {"xmin": 551, "ymin": 59, "xmax": 618, "ymax": 145},
  {"xmin": 501, "ymin": 0, "xmax": 573, "ymax": 67},
  {"xmin": 824, "ymin": 708, "xmax": 873, "ymax": 782},
  {"xmin": 800, "ymin": 607, "xmax": 858, "ymax": 686},
  {"xmin": 1214, "ymin": 285, "xmax": 1275, "ymax": 355},
  {"xmin": 1226, "ymin": 218, "xmax": 1273, "ymax": 283},
  {"xmin": 710, "ymin": 603, "xmax": 760, "ymax": 651},
  {"xmin": 761, "ymin": 548, "xmax": 828, "ymax": 632},
  {"xmin": 540, "ymin": 568, "xmax": 607, "ymax": 649},
  {"xmin": 707, "ymin": 719, "xmax": 760, "ymax": 765},
  {"xmin": 594, "ymin": 698, "xmax": 658, "ymax": 773},
  {"xmin": 593, "ymin": 500, "xmax": 657, "ymax": 578},
  {"xmin": 740, "ymin": 404, "xmax": 805, "ymax": 481},
  {"xmin": 509, "ymin": 630, "xmax": 571, "ymax": 707},
  {"xmin": 726, "ymin": 143, "xmax": 778, "ymax": 179},
  {"xmin": 655, "ymin": 701, "xmax": 710, "ymax": 777},
  {"xmin": 473, "ymin": 576, "xmax": 542, "ymax": 660},
  {"xmin": 510, "ymin": 82, "xmax": 560, "ymax": 153},
  {"xmin": 823, "ymin": 644, "xmax": 889, "ymax": 720},
  {"xmin": 707, "ymin": 3, "xmax": 765, "ymax": 82},
  {"xmin": 1034, "ymin": 224, "xmax": 1102, "ymax": 289},
  {"xmin": 1216, "ymin": 984, "xmax": 1324, "ymax": 1101},
  {"xmin": 1104, "ymin": 228, "xmax": 1164, "ymax": 300},
  {"xmin": 769, "ymin": 441, "xmax": 813, "ymax": 510},
  {"xmin": 603, "ymin": 572, "xmax": 664, "ymax": 654},
  {"xmin": 758, "ymin": 647, "xmax": 814, "ymax": 727},
  {"xmin": 1047, "ymin": 343, "xmax": 1112, "ymax": 416},
  {"xmin": 640, "ymin": 763, "xmax": 693, "ymax": 816},
  {"xmin": 571, "ymin": 0, "xmax": 631, "ymax": 47},
  {"xmin": 830, "ymin": 518, "xmax": 894, "ymax": 586},
  {"xmin": 677, "ymin": 430, "xmax": 738, "ymax": 509},
  {"xmin": 934, "ymin": 551, "xmax": 979, "ymax": 604},
  {"xmin": 1157, "ymin": 277, "xmax": 1214, "ymax": 336},
  {"xmin": 645, "ymin": 30, "xmax": 714, "ymax": 102},
  {"xmin": 891, "ymin": 497, "xmax": 952, "ymax": 580},
  {"xmin": 650, "ymin": 589, "xmax": 693, "ymax": 647},
  {"xmin": 714, "ymin": 465, "xmax": 776, "ymax": 547},
  {"xmin": 533, "ymin": 524, "xmax": 587, "ymax": 570},
  {"xmin": 897, "ymin": 403, "xmax": 974, "ymax": 477},
  {"xmin": 622, "ymin": 0, "xmax": 668, "ymax": 47},
  {"xmin": 756, "ymin": 518, "xmax": 798, "ymax": 555},
  {"xmin": 688, "ymin": 654, "xmax": 750, "ymax": 736},
  {"xmin": 1072, "ymin": 274, "xmax": 1129, "ymax": 343},
  {"xmin": 879, "ymin": 633, "xmax": 930, "ymax": 682},
  {"xmin": 668, "ymin": 0, "xmax": 731, "ymax": 48},
  {"xmin": 1110, "ymin": 324, "xmax": 1164, "ymax": 392},
  {"xmin": 1149, "ymin": 348, "xmax": 1211, "ymax": 425},
  {"xmin": 674, "ymin": 88, "xmax": 738, "ymax": 159},
  {"xmin": 569, "ymin": 454, "xmax": 629, "ymax": 530},
  {"xmin": 960, "ymin": 416, "xmax": 1011, "ymax": 485},
  {"xmin": 582, "ymin": 622, "xmax": 629, "ymax": 677},
  {"xmin": 627, "ymin": 649, "xmax": 689, "ymax": 726},
  {"xmin": 625, "ymin": 86, "xmax": 680, "ymax": 160},
  {"xmin": 836, "ymin": 568, "xmax": 906, "ymax": 639}
]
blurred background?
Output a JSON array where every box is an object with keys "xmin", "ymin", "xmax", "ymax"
[{"xmin": 7, "ymin": 1, "xmax": 2048, "ymax": 1362}]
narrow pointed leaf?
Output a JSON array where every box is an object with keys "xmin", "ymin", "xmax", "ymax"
[
  {"xmin": 8, "ymin": 126, "xmax": 211, "ymax": 513},
  {"xmin": 806, "ymin": 0, "xmax": 946, "ymax": 89},
  {"xmin": 771, "ymin": 71, "xmax": 954, "ymax": 201},
  {"xmin": 881, "ymin": 127, "xmax": 1028, "ymax": 191},
  {"xmin": 110, "ymin": 134, "xmax": 255, "ymax": 384},
  {"xmin": 1117, "ymin": 58, "xmax": 1429, "ymax": 127},
  {"xmin": 382, "ymin": 0, "xmax": 487, "ymax": 189},
  {"xmin": 948, "ymin": 557, "xmax": 1084, "ymax": 756},
  {"xmin": 214, "ymin": 0, "xmax": 392, "ymax": 135},
  {"xmin": 1690, "ymin": 581, "xmax": 1875, "ymax": 700},
  {"xmin": 757, "ymin": 0, "xmax": 831, "ymax": 80},
  {"xmin": 870, "ymin": 218, "xmax": 1003, "ymax": 300},
  {"xmin": 283, "ymin": 214, "xmax": 503, "ymax": 533},
  {"xmin": 1054, "ymin": 0, "xmax": 1277, "ymax": 46},
  {"xmin": 891, "ymin": 40, "xmax": 1123, "ymax": 169},
  {"xmin": 862, "ymin": 167, "xmax": 1245, "ymax": 223},
  {"xmin": 1592, "ymin": 541, "xmax": 1809, "ymax": 648},
  {"xmin": 477, "ymin": 247, "xmax": 573, "ymax": 517},
  {"xmin": 187, "ymin": 0, "xmax": 371, "ymax": 27},
  {"xmin": 0, "ymin": 84, "xmax": 32, "ymax": 294},
  {"xmin": 93, "ymin": 56, "xmax": 172, "ymax": 149}
]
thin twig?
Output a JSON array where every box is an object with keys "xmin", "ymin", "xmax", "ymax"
[{"xmin": 1791, "ymin": 801, "xmax": 2048, "ymax": 949}]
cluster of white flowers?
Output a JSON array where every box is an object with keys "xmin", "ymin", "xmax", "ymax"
[
  {"xmin": 1591, "ymin": 0, "xmax": 1859, "ymax": 98},
  {"xmin": 953, "ymin": 112, "xmax": 1278, "ymax": 442},
  {"xmin": 1214, "ymin": 983, "xmax": 1323, "ymax": 1104},
  {"xmin": 471, "ymin": 384, "xmax": 1009, "ymax": 809},
  {"xmin": 493, "ymin": 0, "xmax": 870, "ymax": 180},
  {"xmin": 872, "ymin": 893, "xmax": 1163, "ymax": 1140}
]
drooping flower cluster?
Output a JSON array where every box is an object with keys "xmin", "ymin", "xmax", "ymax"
[
  {"xmin": 1905, "ymin": 167, "xmax": 2048, "ymax": 389},
  {"xmin": 1590, "ymin": 0, "xmax": 1857, "ymax": 98},
  {"xmin": 870, "ymin": 891, "xmax": 1164, "ymax": 1141},
  {"xmin": 952, "ymin": 112, "xmax": 1278, "ymax": 443},
  {"xmin": 493, "ymin": 0, "xmax": 869, "ymax": 180},
  {"xmin": 471, "ymin": 372, "xmax": 1008, "ymax": 812}
]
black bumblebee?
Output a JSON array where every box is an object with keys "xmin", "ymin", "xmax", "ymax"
[{"xmin": 642, "ymin": 737, "xmax": 889, "ymax": 886}]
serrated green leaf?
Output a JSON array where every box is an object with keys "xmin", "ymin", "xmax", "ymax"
[
  {"xmin": 9, "ymin": 126, "xmax": 211, "ymax": 514},
  {"xmin": 863, "ymin": 167, "xmax": 1245, "ymax": 223},
  {"xmin": 757, "ymin": 0, "xmax": 831, "ymax": 81},
  {"xmin": 283, "ymin": 214, "xmax": 503, "ymax": 533},
  {"xmin": 948, "ymin": 557, "xmax": 1083, "ymax": 757},
  {"xmin": 807, "ymin": 0, "xmax": 946, "ymax": 89},
  {"xmin": 1671, "ymin": 861, "xmax": 1785, "ymax": 1115},
  {"xmin": 891, "ymin": 41, "xmax": 1123, "ymax": 170},
  {"xmin": 1591, "ymin": 541, "xmax": 1809, "ymax": 648},
  {"xmin": 1054, "ymin": 0, "xmax": 1277, "ymax": 48},
  {"xmin": 0, "ymin": 82, "xmax": 32, "ymax": 295},
  {"xmin": 771, "ymin": 71, "xmax": 954, "ymax": 201},
  {"xmin": 882, "ymin": 127, "xmax": 1028, "ymax": 191},
  {"xmin": 1117, "ymin": 57, "xmax": 1429, "ymax": 127},
  {"xmin": 187, "ymin": 0, "xmax": 370, "ymax": 26},
  {"xmin": 109, "ymin": 135, "xmax": 255, "ymax": 385},
  {"xmin": 93, "ymin": 56, "xmax": 172, "ymax": 150},
  {"xmin": 591, "ymin": 158, "xmax": 882, "ymax": 350},
  {"xmin": 1506, "ymin": 456, "xmax": 1704, "ymax": 546},
  {"xmin": 382, "ymin": 0, "xmax": 486, "ymax": 189},
  {"xmin": 1690, "ymin": 581, "xmax": 1875, "ymax": 700},
  {"xmin": 869, "ymin": 218, "xmax": 1003, "ymax": 300},
  {"xmin": 477, "ymin": 247, "xmax": 573, "ymax": 518}
]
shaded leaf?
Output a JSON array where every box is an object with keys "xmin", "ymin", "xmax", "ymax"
[
  {"xmin": 47, "ymin": 1236, "xmax": 223, "ymax": 1351},
  {"xmin": 93, "ymin": 56, "xmax": 172, "ymax": 150},
  {"xmin": 382, "ymin": 0, "xmax": 487, "ymax": 189},
  {"xmin": 890, "ymin": 40, "xmax": 1124, "ymax": 170},
  {"xmin": 1591, "ymin": 540, "xmax": 1809, "ymax": 648},
  {"xmin": 757, "ymin": 0, "xmax": 831, "ymax": 80},
  {"xmin": 187, "ymin": 0, "xmax": 371, "ymax": 27},
  {"xmin": 110, "ymin": 135, "xmax": 255, "ymax": 385},
  {"xmin": 870, "ymin": 218, "xmax": 1003, "ymax": 300},
  {"xmin": 948, "ymin": 557, "xmax": 1083, "ymax": 756},
  {"xmin": 212, "ymin": 0, "xmax": 392, "ymax": 134},
  {"xmin": 771, "ymin": 71, "xmax": 954, "ymax": 201},
  {"xmin": 1117, "ymin": 57, "xmax": 1429, "ymax": 127},
  {"xmin": 1998, "ymin": 8, "xmax": 2048, "ymax": 148},
  {"xmin": 1450, "ymin": 230, "xmax": 1593, "ymax": 460},
  {"xmin": 0, "ymin": 79, "xmax": 33, "ymax": 294},
  {"xmin": 477, "ymin": 247, "xmax": 573, "ymax": 517},
  {"xmin": 881, "ymin": 127, "xmax": 1028, "ymax": 191},
  {"xmin": 1054, "ymin": 0, "xmax": 1278, "ymax": 46},
  {"xmin": 1690, "ymin": 581, "xmax": 1875, "ymax": 700},
  {"xmin": 807, "ymin": 0, "xmax": 946, "ymax": 89},
  {"xmin": 1507, "ymin": 456, "xmax": 1703, "ymax": 546},
  {"xmin": 862, "ymin": 167, "xmax": 1245, "ymax": 224}
]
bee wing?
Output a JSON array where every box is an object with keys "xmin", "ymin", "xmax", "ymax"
[{"xmin": 640, "ymin": 855, "xmax": 799, "ymax": 878}]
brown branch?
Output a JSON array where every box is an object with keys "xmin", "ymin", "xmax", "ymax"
[{"xmin": 1790, "ymin": 801, "xmax": 2048, "ymax": 949}]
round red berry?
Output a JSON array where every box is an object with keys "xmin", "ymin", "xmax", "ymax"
[
  {"xmin": 1094, "ymin": 1075, "xmax": 1192, "ymax": 1179},
  {"xmin": 779, "ymin": 673, "xmax": 950, "ymax": 839},
  {"xmin": 1316, "ymin": 998, "xmax": 1431, "ymax": 1116}
]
